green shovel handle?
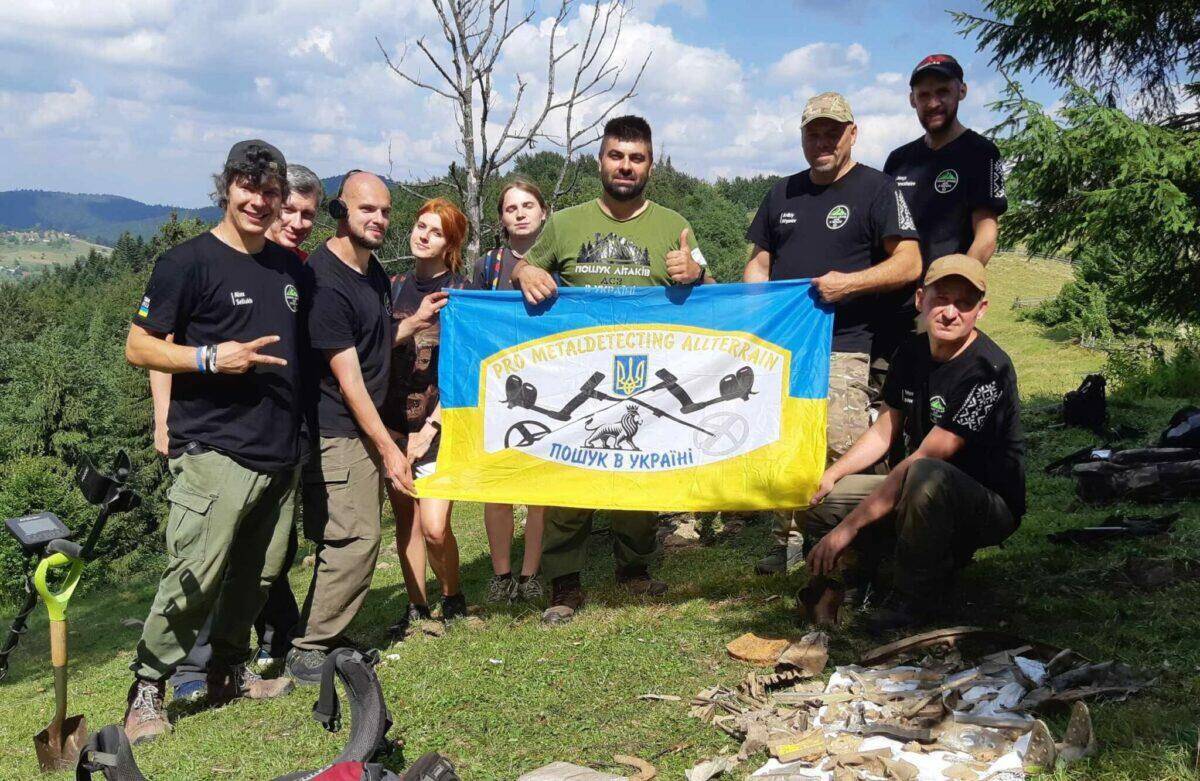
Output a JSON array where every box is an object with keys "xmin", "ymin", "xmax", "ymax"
[{"xmin": 34, "ymin": 553, "xmax": 83, "ymax": 623}]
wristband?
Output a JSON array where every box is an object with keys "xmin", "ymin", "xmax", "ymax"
[
  {"xmin": 196, "ymin": 346, "xmax": 206, "ymax": 373},
  {"xmin": 207, "ymin": 344, "xmax": 219, "ymax": 374}
]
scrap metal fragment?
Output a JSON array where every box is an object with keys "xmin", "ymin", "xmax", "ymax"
[{"xmin": 612, "ymin": 754, "xmax": 656, "ymax": 781}]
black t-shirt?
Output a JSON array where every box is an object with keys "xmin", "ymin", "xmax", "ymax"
[
  {"xmin": 469, "ymin": 247, "xmax": 522, "ymax": 291},
  {"xmin": 747, "ymin": 164, "xmax": 919, "ymax": 353},
  {"xmin": 133, "ymin": 232, "xmax": 312, "ymax": 472},
  {"xmin": 883, "ymin": 331, "xmax": 1026, "ymax": 519},
  {"xmin": 382, "ymin": 269, "xmax": 467, "ymax": 462},
  {"xmin": 306, "ymin": 245, "xmax": 394, "ymax": 438}
]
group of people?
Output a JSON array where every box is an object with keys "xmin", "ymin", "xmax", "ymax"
[{"xmin": 119, "ymin": 52, "xmax": 1026, "ymax": 747}]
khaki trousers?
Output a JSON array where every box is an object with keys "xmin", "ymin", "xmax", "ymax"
[{"xmin": 293, "ymin": 435, "xmax": 384, "ymax": 651}]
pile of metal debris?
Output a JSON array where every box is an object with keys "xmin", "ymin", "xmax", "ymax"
[{"xmin": 687, "ymin": 627, "xmax": 1150, "ymax": 780}]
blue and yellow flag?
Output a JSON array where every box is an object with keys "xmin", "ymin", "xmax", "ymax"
[{"xmin": 416, "ymin": 281, "xmax": 832, "ymax": 511}]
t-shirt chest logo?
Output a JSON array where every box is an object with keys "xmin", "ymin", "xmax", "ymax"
[
  {"xmin": 934, "ymin": 169, "xmax": 959, "ymax": 194},
  {"xmin": 230, "ymin": 290, "xmax": 254, "ymax": 306},
  {"xmin": 779, "ymin": 211, "xmax": 796, "ymax": 225},
  {"xmin": 929, "ymin": 395, "xmax": 947, "ymax": 422},
  {"xmin": 825, "ymin": 205, "xmax": 851, "ymax": 230},
  {"xmin": 283, "ymin": 284, "xmax": 299, "ymax": 313}
]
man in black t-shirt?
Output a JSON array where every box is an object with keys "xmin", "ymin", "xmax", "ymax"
[
  {"xmin": 123, "ymin": 140, "xmax": 307, "ymax": 743},
  {"xmin": 802, "ymin": 255, "xmax": 1025, "ymax": 635},
  {"xmin": 878, "ymin": 54, "xmax": 1008, "ymax": 375},
  {"xmin": 744, "ymin": 92, "xmax": 922, "ymax": 576},
  {"xmin": 287, "ymin": 172, "xmax": 446, "ymax": 685}
]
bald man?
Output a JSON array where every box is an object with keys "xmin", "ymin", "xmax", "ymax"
[{"xmin": 288, "ymin": 172, "xmax": 447, "ymax": 684}]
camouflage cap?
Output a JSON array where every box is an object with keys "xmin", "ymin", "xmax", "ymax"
[{"xmin": 801, "ymin": 92, "xmax": 854, "ymax": 127}]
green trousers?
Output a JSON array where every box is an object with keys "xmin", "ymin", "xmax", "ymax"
[
  {"xmin": 540, "ymin": 507, "xmax": 659, "ymax": 582},
  {"xmin": 132, "ymin": 449, "xmax": 297, "ymax": 681},
  {"xmin": 803, "ymin": 458, "xmax": 1017, "ymax": 600}
]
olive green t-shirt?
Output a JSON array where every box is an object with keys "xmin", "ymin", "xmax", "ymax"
[{"xmin": 525, "ymin": 199, "xmax": 704, "ymax": 288}]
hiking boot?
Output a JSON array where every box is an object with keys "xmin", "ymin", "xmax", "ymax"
[
  {"xmin": 541, "ymin": 573, "xmax": 585, "ymax": 625},
  {"xmin": 208, "ymin": 662, "xmax": 294, "ymax": 705},
  {"xmin": 517, "ymin": 574, "xmax": 544, "ymax": 602},
  {"xmin": 863, "ymin": 594, "xmax": 931, "ymax": 637},
  {"xmin": 797, "ymin": 577, "xmax": 844, "ymax": 627},
  {"xmin": 755, "ymin": 541, "xmax": 805, "ymax": 575},
  {"xmin": 388, "ymin": 603, "xmax": 434, "ymax": 641},
  {"xmin": 441, "ymin": 592, "xmax": 468, "ymax": 621},
  {"xmin": 124, "ymin": 678, "xmax": 171, "ymax": 745},
  {"xmin": 286, "ymin": 647, "xmax": 328, "ymax": 687},
  {"xmin": 616, "ymin": 566, "xmax": 668, "ymax": 597},
  {"xmin": 485, "ymin": 573, "xmax": 517, "ymax": 604}
]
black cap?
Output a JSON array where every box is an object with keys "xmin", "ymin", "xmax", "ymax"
[
  {"xmin": 909, "ymin": 54, "xmax": 964, "ymax": 86},
  {"xmin": 224, "ymin": 139, "xmax": 286, "ymax": 174}
]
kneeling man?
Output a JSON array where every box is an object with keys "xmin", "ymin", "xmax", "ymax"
[{"xmin": 803, "ymin": 254, "xmax": 1025, "ymax": 633}]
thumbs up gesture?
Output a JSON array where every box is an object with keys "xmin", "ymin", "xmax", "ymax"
[{"xmin": 665, "ymin": 228, "xmax": 703, "ymax": 285}]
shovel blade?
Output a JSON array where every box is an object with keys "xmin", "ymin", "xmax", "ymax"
[{"xmin": 34, "ymin": 713, "xmax": 88, "ymax": 772}]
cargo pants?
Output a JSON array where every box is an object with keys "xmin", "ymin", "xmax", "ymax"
[
  {"xmin": 803, "ymin": 459, "xmax": 1017, "ymax": 600},
  {"xmin": 772, "ymin": 351, "xmax": 873, "ymax": 546},
  {"xmin": 540, "ymin": 508, "xmax": 659, "ymax": 582},
  {"xmin": 132, "ymin": 449, "xmax": 297, "ymax": 681},
  {"xmin": 293, "ymin": 435, "xmax": 384, "ymax": 652}
]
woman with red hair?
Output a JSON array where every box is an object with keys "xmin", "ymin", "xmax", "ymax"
[{"xmin": 382, "ymin": 198, "xmax": 469, "ymax": 633}]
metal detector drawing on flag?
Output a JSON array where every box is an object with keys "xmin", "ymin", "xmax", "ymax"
[{"xmin": 500, "ymin": 365, "xmax": 757, "ymax": 450}]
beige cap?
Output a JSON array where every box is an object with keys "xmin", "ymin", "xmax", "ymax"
[
  {"xmin": 924, "ymin": 253, "xmax": 987, "ymax": 292},
  {"xmin": 801, "ymin": 92, "xmax": 854, "ymax": 126}
]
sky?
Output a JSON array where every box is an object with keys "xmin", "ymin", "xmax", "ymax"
[{"xmin": 0, "ymin": 0, "xmax": 1059, "ymax": 207}]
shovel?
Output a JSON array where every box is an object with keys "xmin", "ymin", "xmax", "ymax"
[{"xmin": 32, "ymin": 546, "xmax": 87, "ymax": 772}]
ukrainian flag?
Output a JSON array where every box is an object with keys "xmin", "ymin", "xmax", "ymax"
[{"xmin": 416, "ymin": 281, "xmax": 832, "ymax": 511}]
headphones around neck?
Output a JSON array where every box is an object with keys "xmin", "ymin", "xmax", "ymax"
[{"xmin": 327, "ymin": 168, "xmax": 365, "ymax": 221}]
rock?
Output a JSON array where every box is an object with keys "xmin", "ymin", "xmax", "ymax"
[{"xmin": 517, "ymin": 763, "xmax": 622, "ymax": 781}]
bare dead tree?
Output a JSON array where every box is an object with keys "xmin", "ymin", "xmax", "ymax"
[{"xmin": 378, "ymin": 0, "xmax": 649, "ymax": 260}]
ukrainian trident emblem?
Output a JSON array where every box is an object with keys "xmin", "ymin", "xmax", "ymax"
[{"xmin": 613, "ymin": 355, "xmax": 648, "ymax": 397}]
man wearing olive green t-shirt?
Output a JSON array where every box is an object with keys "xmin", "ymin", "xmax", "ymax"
[{"xmin": 512, "ymin": 115, "xmax": 710, "ymax": 625}]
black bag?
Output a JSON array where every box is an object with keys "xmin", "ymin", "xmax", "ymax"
[
  {"xmin": 1160, "ymin": 406, "xmax": 1200, "ymax": 447},
  {"xmin": 1063, "ymin": 374, "xmax": 1107, "ymax": 430},
  {"xmin": 1073, "ymin": 447, "xmax": 1200, "ymax": 504}
]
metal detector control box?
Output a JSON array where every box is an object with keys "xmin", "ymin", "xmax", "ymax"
[{"xmin": 4, "ymin": 512, "xmax": 71, "ymax": 555}]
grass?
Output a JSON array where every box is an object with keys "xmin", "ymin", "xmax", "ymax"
[
  {"xmin": 0, "ymin": 235, "xmax": 108, "ymax": 269},
  {"xmin": 2, "ymin": 255, "xmax": 1199, "ymax": 779}
]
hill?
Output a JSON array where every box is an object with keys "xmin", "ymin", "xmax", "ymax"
[{"xmin": 0, "ymin": 190, "xmax": 220, "ymax": 245}]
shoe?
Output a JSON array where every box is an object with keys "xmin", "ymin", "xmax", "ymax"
[
  {"xmin": 797, "ymin": 577, "xmax": 844, "ymax": 627},
  {"xmin": 248, "ymin": 646, "xmax": 283, "ymax": 675},
  {"xmin": 208, "ymin": 662, "xmax": 294, "ymax": 705},
  {"xmin": 541, "ymin": 573, "xmax": 585, "ymax": 625},
  {"xmin": 863, "ymin": 593, "xmax": 930, "ymax": 636},
  {"xmin": 403, "ymin": 751, "xmax": 461, "ymax": 781},
  {"xmin": 388, "ymin": 603, "xmax": 434, "ymax": 641},
  {"xmin": 124, "ymin": 679, "xmax": 171, "ymax": 745},
  {"xmin": 485, "ymin": 574, "xmax": 517, "ymax": 604},
  {"xmin": 171, "ymin": 678, "xmax": 207, "ymax": 704},
  {"xmin": 441, "ymin": 592, "xmax": 468, "ymax": 621},
  {"xmin": 286, "ymin": 647, "xmax": 328, "ymax": 687},
  {"xmin": 517, "ymin": 574, "xmax": 544, "ymax": 602},
  {"xmin": 756, "ymin": 541, "xmax": 805, "ymax": 575},
  {"xmin": 616, "ymin": 566, "xmax": 668, "ymax": 597}
]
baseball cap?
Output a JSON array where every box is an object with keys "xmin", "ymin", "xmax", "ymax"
[
  {"xmin": 801, "ymin": 92, "xmax": 854, "ymax": 126},
  {"xmin": 224, "ymin": 139, "xmax": 287, "ymax": 174},
  {"xmin": 909, "ymin": 53, "xmax": 964, "ymax": 86},
  {"xmin": 923, "ymin": 253, "xmax": 986, "ymax": 293}
]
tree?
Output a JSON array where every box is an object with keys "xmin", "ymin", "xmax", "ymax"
[
  {"xmin": 378, "ymin": 0, "xmax": 649, "ymax": 259},
  {"xmin": 956, "ymin": 1, "xmax": 1200, "ymax": 337}
]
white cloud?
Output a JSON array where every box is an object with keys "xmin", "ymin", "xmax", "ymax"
[
  {"xmin": 292, "ymin": 27, "xmax": 338, "ymax": 64},
  {"xmin": 770, "ymin": 42, "xmax": 869, "ymax": 83}
]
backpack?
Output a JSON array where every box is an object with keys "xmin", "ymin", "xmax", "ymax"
[
  {"xmin": 477, "ymin": 248, "xmax": 505, "ymax": 290},
  {"xmin": 1063, "ymin": 374, "xmax": 1107, "ymax": 430},
  {"xmin": 1160, "ymin": 406, "xmax": 1200, "ymax": 448}
]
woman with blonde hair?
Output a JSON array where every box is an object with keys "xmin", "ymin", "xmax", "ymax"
[
  {"xmin": 384, "ymin": 198, "xmax": 469, "ymax": 633},
  {"xmin": 472, "ymin": 178, "xmax": 550, "ymax": 604}
]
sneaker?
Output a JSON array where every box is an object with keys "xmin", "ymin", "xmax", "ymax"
[
  {"xmin": 616, "ymin": 566, "xmax": 668, "ymax": 597},
  {"xmin": 485, "ymin": 574, "xmax": 517, "ymax": 604},
  {"xmin": 541, "ymin": 573, "xmax": 585, "ymax": 625},
  {"xmin": 388, "ymin": 603, "xmax": 434, "ymax": 641},
  {"xmin": 208, "ymin": 662, "xmax": 294, "ymax": 705},
  {"xmin": 517, "ymin": 574, "xmax": 544, "ymax": 602},
  {"xmin": 286, "ymin": 647, "xmax": 328, "ymax": 687},
  {"xmin": 441, "ymin": 592, "xmax": 468, "ymax": 621},
  {"xmin": 124, "ymin": 679, "xmax": 171, "ymax": 745},
  {"xmin": 171, "ymin": 678, "xmax": 207, "ymax": 704},
  {"xmin": 248, "ymin": 646, "xmax": 283, "ymax": 675},
  {"xmin": 755, "ymin": 541, "xmax": 805, "ymax": 575}
]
